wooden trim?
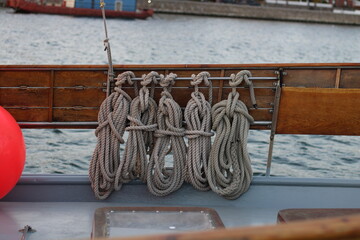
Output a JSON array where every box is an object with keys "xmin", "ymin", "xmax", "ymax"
[
  {"xmin": 335, "ymin": 68, "xmax": 341, "ymax": 88},
  {"xmin": 48, "ymin": 70, "xmax": 54, "ymax": 122},
  {"xmin": 95, "ymin": 214, "xmax": 360, "ymax": 240},
  {"xmin": 276, "ymin": 87, "xmax": 360, "ymax": 135},
  {"xmin": 217, "ymin": 69, "xmax": 225, "ymax": 103},
  {"xmin": 1, "ymin": 63, "xmax": 360, "ymax": 70},
  {"xmin": 278, "ymin": 208, "xmax": 360, "ymax": 223}
]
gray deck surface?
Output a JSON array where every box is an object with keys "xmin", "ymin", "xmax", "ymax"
[{"xmin": 1, "ymin": 176, "xmax": 359, "ymax": 240}]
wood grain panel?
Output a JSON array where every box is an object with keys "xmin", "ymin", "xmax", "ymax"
[
  {"xmin": 53, "ymin": 108, "xmax": 99, "ymax": 122},
  {"xmin": 249, "ymin": 109, "xmax": 272, "ymax": 121},
  {"xmin": 340, "ymin": 69, "xmax": 360, "ymax": 88},
  {"xmin": 283, "ymin": 69, "xmax": 337, "ymax": 88},
  {"xmin": 54, "ymin": 70, "xmax": 106, "ymax": 87},
  {"xmin": 221, "ymin": 88, "xmax": 275, "ymax": 109},
  {"xmin": 276, "ymin": 87, "xmax": 360, "ymax": 135},
  {"xmin": 5, "ymin": 108, "xmax": 49, "ymax": 122},
  {"xmin": 0, "ymin": 70, "xmax": 50, "ymax": 87},
  {"xmin": 0, "ymin": 88, "xmax": 49, "ymax": 107},
  {"xmin": 53, "ymin": 88, "xmax": 105, "ymax": 107}
]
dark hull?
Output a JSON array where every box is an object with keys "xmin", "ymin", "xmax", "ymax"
[{"xmin": 7, "ymin": 0, "xmax": 153, "ymax": 19}]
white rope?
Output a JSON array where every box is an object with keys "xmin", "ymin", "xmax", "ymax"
[
  {"xmin": 89, "ymin": 71, "xmax": 135, "ymax": 199},
  {"xmin": 116, "ymin": 71, "xmax": 159, "ymax": 184},
  {"xmin": 184, "ymin": 72, "xmax": 214, "ymax": 191},
  {"xmin": 208, "ymin": 70, "xmax": 254, "ymax": 200},
  {"xmin": 147, "ymin": 73, "xmax": 187, "ymax": 196}
]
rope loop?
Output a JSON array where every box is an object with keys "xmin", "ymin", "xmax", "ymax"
[
  {"xmin": 184, "ymin": 72, "xmax": 213, "ymax": 191},
  {"xmin": 139, "ymin": 71, "xmax": 159, "ymax": 112},
  {"xmin": 147, "ymin": 72, "xmax": 186, "ymax": 196},
  {"xmin": 115, "ymin": 71, "xmax": 139, "ymax": 97},
  {"xmin": 208, "ymin": 72, "xmax": 254, "ymax": 199},
  {"xmin": 89, "ymin": 72, "xmax": 133, "ymax": 199},
  {"xmin": 230, "ymin": 70, "xmax": 257, "ymax": 108},
  {"xmin": 141, "ymin": 71, "xmax": 159, "ymax": 87},
  {"xmin": 191, "ymin": 71, "xmax": 213, "ymax": 105},
  {"xmin": 114, "ymin": 71, "xmax": 159, "ymax": 185},
  {"xmin": 116, "ymin": 71, "xmax": 135, "ymax": 87},
  {"xmin": 160, "ymin": 73, "xmax": 176, "ymax": 91}
]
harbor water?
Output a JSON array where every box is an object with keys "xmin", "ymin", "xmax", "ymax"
[{"xmin": 0, "ymin": 8, "xmax": 359, "ymax": 178}]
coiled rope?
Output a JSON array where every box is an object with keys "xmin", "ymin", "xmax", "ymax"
[
  {"xmin": 116, "ymin": 72, "xmax": 159, "ymax": 185},
  {"xmin": 89, "ymin": 71, "xmax": 136, "ymax": 199},
  {"xmin": 147, "ymin": 73, "xmax": 187, "ymax": 196},
  {"xmin": 208, "ymin": 70, "xmax": 255, "ymax": 200},
  {"xmin": 184, "ymin": 72, "xmax": 214, "ymax": 191}
]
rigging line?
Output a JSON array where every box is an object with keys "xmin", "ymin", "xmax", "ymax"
[
  {"xmin": 185, "ymin": 72, "xmax": 214, "ymax": 191},
  {"xmin": 100, "ymin": 0, "xmax": 114, "ymax": 97},
  {"xmin": 147, "ymin": 73, "xmax": 187, "ymax": 196},
  {"xmin": 208, "ymin": 70, "xmax": 254, "ymax": 200}
]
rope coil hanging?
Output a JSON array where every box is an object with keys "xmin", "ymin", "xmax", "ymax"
[
  {"xmin": 184, "ymin": 72, "xmax": 214, "ymax": 191},
  {"xmin": 116, "ymin": 71, "xmax": 159, "ymax": 185},
  {"xmin": 147, "ymin": 73, "xmax": 187, "ymax": 196},
  {"xmin": 89, "ymin": 71, "xmax": 136, "ymax": 199},
  {"xmin": 208, "ymin": 70, "xmax": 255, "ymax": 200}
]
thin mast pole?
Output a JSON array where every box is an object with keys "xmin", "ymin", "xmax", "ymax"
[{"xmin": 100, "ymin": 0, "xmax": 114, "ymax": 97}]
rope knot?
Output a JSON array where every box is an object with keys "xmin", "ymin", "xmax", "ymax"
[
  {"xmin": 160, "ymin": 73, "xmax": 176, "ymax": 90},
  {"xmin": 139, "ymin": 71, "xmax": 159, "ymax": 112},
  {"xmin": 229, "ymin": 70, "xmax": 252, "ymax": 88},
  {"xmin": 116, "ymin": 71, "xmax": 135, "ymax": 87},
  {"xmin": 141, "ymin": 71, "xmax": 159, "ymax": 87},
  {"xmin": 190, "ymin": 71, "xmax": 213, "ymax": 105},
  {"xmin": 229, "ymin": 70, "xmax": 257, "ymax": 108},
  {"xmin": 191, "ymin": 72, "xmax": 211, "ymax": 88}
]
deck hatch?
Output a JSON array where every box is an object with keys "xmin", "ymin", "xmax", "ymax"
[{"xmin": 92, "ymin": 207, "xmax": 224, "ymax": 238}]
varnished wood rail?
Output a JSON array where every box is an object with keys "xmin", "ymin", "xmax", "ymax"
[
  {"xmin": 1, "ymin": 63, "xmax": 360, "ymax": 135},
  {"xmin": 91, "ymin": 213, "xmax": 360, "ymax": 240}
]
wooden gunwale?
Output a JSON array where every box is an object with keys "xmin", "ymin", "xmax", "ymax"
[
  {"xmin": 1, "ymin": 63, "xmax": 360, "ymax": 134},
  {"xmin": 1, "ymin": 62, "xmax": 360, "ymax": 69}
]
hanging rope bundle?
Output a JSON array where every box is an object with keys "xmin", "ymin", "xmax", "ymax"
[
  {"xmin": 184, "ymin": 72, "xmax": 214, "ymax": 191},
  {"xmin": 89, "ymin": 71, "xmax": 136, "ymax": 199},
  {"xmin": 147, "ymin": 73, "xmax": 187, "ymax": 196},
  {"xmin": 208, "ymin": 70, "xmax": 255, "ymax": 200},
  {"xmin": 116, "ymin": 71, "xmax": 159, "ymax": 185}
]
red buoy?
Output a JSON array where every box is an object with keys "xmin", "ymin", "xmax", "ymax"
[{"xmin": 0, "ymin": 107, "xmax": 25, "ymax": 199}]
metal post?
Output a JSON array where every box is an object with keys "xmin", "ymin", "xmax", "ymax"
[{"xmin": 265, "ymin": 70, "xmax": 283, "ymax": 177}]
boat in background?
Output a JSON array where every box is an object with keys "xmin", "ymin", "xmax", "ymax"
[{"xmin": 6, "ymin": 0, "xmax": 153, "ymax": 19}]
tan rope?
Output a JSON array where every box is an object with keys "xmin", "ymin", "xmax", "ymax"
[
  {"xmin": 184, "ymin": 72, "xmax": 214, "ymax": 191},
  {"xmin": 147, "ymin": 73, "xmax": 187, "ymax": 196},
  {"xmin": 208, "ymin": 70, "xmax": 254, "ymax": 200},
  {"xmin": 100, "ymin": 0, "xmax": 114, "ymax": 97},
  {"xmin": 89, "ymin": 71, "xmax": 135, "ymax": 199},
  {"xmin": 116, "ymin": 71, "xmax": 159, "ymax": 184}
]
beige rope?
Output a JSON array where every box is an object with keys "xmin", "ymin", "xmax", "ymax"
[
  {"xmin": 184, "ymin": 72, "xmax": 214, "ymax": 191},
  {"xmin": 116, "ymin": 71, "xmax": 159, "ymax": 184},
  {"xmin": 147, "ymin": 73, "xmax": 187, "ymax": 196},
  {"xmin": 89, "ymin": 71, "xmax": 135, "ymax": 199},
  {"xmin": 208, "ymin": 70, "xmax": 254, "ymax": 200}
]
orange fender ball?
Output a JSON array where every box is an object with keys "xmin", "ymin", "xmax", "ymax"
[{"xmin": 0, "ymin": 107, "xmax": 26, "ymax": 199}]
